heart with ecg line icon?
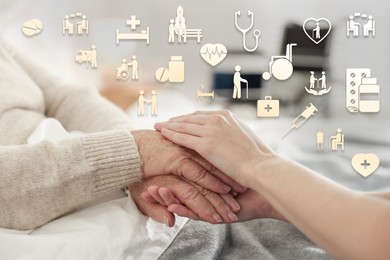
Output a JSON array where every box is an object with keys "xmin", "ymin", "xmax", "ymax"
[
  {"xmin": 200, "ymin": 43, "xmax": 228, "ymax": 67},
  {"xmin": 302, "ymin": 18, "xmax": 331, "ymax": 44}
]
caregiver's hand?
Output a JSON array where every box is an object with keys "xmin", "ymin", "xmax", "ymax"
[
  {"xmin": 131, "ymin": 130, "xmax": 246, "ymax": 194},
  {"xmin": 154, "ymin": 110, "xmax": 277, "ymax": 187},
  {"xmin": 128, "ymin": 175, "xmax": 241, "ymax": 226}
]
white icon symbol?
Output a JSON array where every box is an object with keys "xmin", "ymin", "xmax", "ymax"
[
  {"xmin": 197, "ymin": 85, "xmax": 214, "ymax": 100},
  {"xmin": 116, "ymin": 16, "xmax": 150, "ymax": 45},
  {"xmin": 346, "ymin": 69, "xmax": 380, "ymax": 113},
  {"xmin": 168, "ymin": 6, "xmax": 202, "ymax": 43},
  {"xmin": 116, "ymin": 55, "xmax": 138, "ymax": 81},
  {"xmin": 262, "ymin": 43, "xmax": 297, "ymax": 81},
  {"xmin": 330, "ymin": 128, "xmax": 345, "ymax": 151},
  {"xmin": 138, "ymin": 90, "xmax": 158, "ymax": 116},
  {"xmin": 347, "ymin": 13, "xmax": 375, "ymax": 38},
  {"xmin": 75, "ymin": 45, "xmax": 97, "ymax": 69},
  {"xmin": 282, "ymin": 103, "xmax": 318, "ymax": 139},
  {"xmin": 63, "ymin": 13, "xmax": 88, "ymax": 36},
  {"xmin": 316, "ymin": 130, "xmax": 324, "ymax": 152},
  {"xmin": 200, "ymin": 43, "xmax": 227, "ymax": 67},
  {"xmin": 351, "ymin": 153, "xmax": 380, "ymax": 177},
  {"xmin": 316, "ymin": 129, "xmax": 345, "ymax": 152},
  {"xmin": 22, "ymin": 19, "xmax": 43, "ymax": 37},
  {"xmin": 304, "ymin": 71, "xmax": 332, "ymax": 96},
  {"xmin": 302, "ymin": 18, "xmax": 331, "ymax": 44},
  {"xmin": 257, "ymin": 96, "xmax": 279, "ymax": 118},
  {"xmin": 155, "ymin": 56, "xmax": 185, "ymax": 83},
  {"xmin": 233, "ymin": 65, "xmax": 249, "ymax": 99},
  {"xmin": 234, "ymin": 10, "xmax": 261, "ymax": 52}
]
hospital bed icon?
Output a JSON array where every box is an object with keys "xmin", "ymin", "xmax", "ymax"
[{"xmin": 116, "ymin": 16, "xmax": 150, "ymax": 45}]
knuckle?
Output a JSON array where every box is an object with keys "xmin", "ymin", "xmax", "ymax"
[
  {"xmin": 209, "ymin": 164, "xmax": 218, "ymax": 175},
  {"xmin": 193, "ymin": 168, "xmax": 209, "ymax": 182},
  {"xmin": 199, "ymin": 187, "xmax": 212, "ymax": 197},
  {"xmin": 181, "ymin": 187, "xmax": 200, "ymax": 202}
]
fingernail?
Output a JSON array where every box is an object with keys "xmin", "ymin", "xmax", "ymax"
[
  {"xmin": 231, "ymin": 201, "xmax": 241, "ymax": 212},
  {"xmin": 213, "ymin": 213, "xmax": 223, "ymax": 223},
  {"xmin": 164, "ymin": 216, "xmax": 169, "ymax": 226},
  {"xmin": 231, "ymin": 191, "xmax": 238, "ymax": 197},
  {"xmin": 223, "ymin": 185, "xmax": 231, "ymax": 193},
  {"xmin": 228, "ymin": 212, "xmax": 238, "ymax": 222}
]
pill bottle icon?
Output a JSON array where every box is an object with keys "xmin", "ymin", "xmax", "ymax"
[
  {"xmin": 155, "ymin": 56, "xmax": 185, "ymax": 83},
  {"xmin": 359, "ymin": 78, "xmax": 380, "ymax": 113}
]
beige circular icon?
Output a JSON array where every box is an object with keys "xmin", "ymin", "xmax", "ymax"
[
  {"xmin": 155, "ymin": 67, "xmax": 169, "ymax": 83},
  {"xmin": 22, "ymin": 19, "xmax": 43, "ymax": 37}
]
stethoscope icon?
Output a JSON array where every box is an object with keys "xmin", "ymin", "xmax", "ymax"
[{"xmin": 235, "ymin": 10, "xmax": 261, "ymax": 52}]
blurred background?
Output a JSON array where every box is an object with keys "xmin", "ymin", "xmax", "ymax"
[{"xmin": 1, "ymin": 0, "xmax": 389, "ymax": 190}]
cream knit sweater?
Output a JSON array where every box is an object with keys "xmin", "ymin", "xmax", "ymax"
[{"xmin": 0, "ymin": 40, "xmax": 142, "ymax": 230}]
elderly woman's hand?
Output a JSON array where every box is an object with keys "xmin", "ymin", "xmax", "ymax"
[
  {"xmin": 144, "ymin": 186, "xmax": 285, "ymax": 223},
  {"xmin": 128, "ymin": 175, "xmax": 241, "ymax": 226},
  {"xmin": 131, "ymin": 130, "xmax": 247, "ymax": 194}
]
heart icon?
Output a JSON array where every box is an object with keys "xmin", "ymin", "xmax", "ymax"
[
  {"xmin": 351, "ymin": 153, "xmax": 380, "ymax": 177},
  {"xmin": 302, "ymin": 18, "xmax": 331, "ymax": 44},
  {"xmin": 200, "ymin": 43, "xmax": 227, "ymax": 67}
]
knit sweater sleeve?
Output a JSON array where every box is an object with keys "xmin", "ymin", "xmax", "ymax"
[
  {"xmin": 0, "ymin": 129, "xmax": 142, "ymax": 230},
  {"xmin": 0, "ymin": 43, "xmax": 143, "ymax": 230}
]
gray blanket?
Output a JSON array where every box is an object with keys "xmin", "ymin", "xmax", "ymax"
[{"xmin": 160, "ymin": 219, "xmax": 331, "ymax": 260}]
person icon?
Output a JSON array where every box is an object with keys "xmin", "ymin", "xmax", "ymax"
[
  {"xmin": 138, "ymin": 90, "xmax": 147, "ymax": 116},
  {"xmin": 347, "ymin": 15, "xmax": 360, "ymax": 37},
  {"xmin": 168, "ymin": 19, "xmax": 175, "ymax": 43},
  {"xmin": 77, "ymin": 15, "xmax": 88, "ymax": 35},
  {"xmin": 330, "ymin": 128, "xmax": 344, "ymax": 151},
  {"xmin": 174, "ymin": 5, "xmax": 186, "ymax": 43},
  {"xmin": 116, "ymin": 59, "xmax": 129, "ymax": 80},
  {"xmin": 233, "ymin": 65, "xmax": 248, "ymax": 99},
  {"xmin": 63, "ymin": 15, "xmax": 74, "ymax": 35},
  {"xmin": 90, "ymin": 45, "xmax": 97, "ymax": 69},
  {"xmin": 313, "ymin": 22, "xmax": 321, "ymax": 39},
  {"xmin": 309, "ymin": 71, "xmax": 317, "ymax": 89},
  {"xmin": 363, "ymin": 15, "xmax": 375, "ymax": 37},
  {"xmin": 316, "ymin": 130, "xmax": 324, "ymax": 152},
  {"xmin": 319, "ymin": 71, "xmax": 327, "ymax": 89},
  {"xmin": 129, "ymin": 55, "xmax": 138, "ymax": 80},
  {"xmin": 150, "ymin": 90, "xmax": 158, "ymax": 116}
]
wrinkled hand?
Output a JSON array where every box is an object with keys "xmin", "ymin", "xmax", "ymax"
[
  {"xmin": 154, "ymin": 110, "xmax": 277, "ymax": 187},
  {"xmin": 128, "ymin": 175, "xmax": 241, "ymax": 226},
  {"xmin": 146, "ymin": 186, "xmax": 285, "ymax": 223},
  {"xmin": 131, "ymin": 130, "xmax": 246, "ymax": 194}
]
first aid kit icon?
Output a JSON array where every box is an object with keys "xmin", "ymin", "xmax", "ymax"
[{"xmin": 257, "ymin": 96, "xmax": 280, "ymax": 118}]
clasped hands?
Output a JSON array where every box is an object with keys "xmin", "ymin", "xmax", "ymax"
[{"xmin": 130, "ymin": 114, "xmax": 283, "ymax": 227}]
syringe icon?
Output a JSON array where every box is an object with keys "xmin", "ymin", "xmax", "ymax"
[{"xmin": 282, "ymin": 103, "xmax": 318, "ymax": 139}]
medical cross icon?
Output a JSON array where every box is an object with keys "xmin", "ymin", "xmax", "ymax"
[
  {"xmin": 127, "ymin": 16, "xmax": 141, "ymax": 30},
  {"xmin": 264, "ymin": 104, "xmax": 272, "ymax": 112},
  {"xmin": 361, "ymin": 160, "xmax": 370, "ymax": 169}
]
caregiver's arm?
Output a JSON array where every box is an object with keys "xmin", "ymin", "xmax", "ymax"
[{"xmin": 155, "ymin": 110, "xmax": 390, "ymax": 260}]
